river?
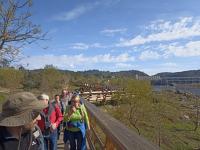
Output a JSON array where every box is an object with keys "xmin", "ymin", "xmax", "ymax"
[{"xmin": 153, "ymin": 85, "xmax": 200, "ymax": 96}]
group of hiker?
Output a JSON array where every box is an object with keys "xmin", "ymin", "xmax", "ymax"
[{"xmin": 0, "ymin": 88, "xmax": 90, "ymax": 150}]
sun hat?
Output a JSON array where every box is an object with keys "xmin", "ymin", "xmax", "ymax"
[{"xmin": 0, "ymin": 92, "xmax": 47, "ymax": 126}]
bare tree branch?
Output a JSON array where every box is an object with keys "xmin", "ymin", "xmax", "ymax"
[{"xmin": 0, "ymin": 0, "xmax": 45, "ymax": 67}]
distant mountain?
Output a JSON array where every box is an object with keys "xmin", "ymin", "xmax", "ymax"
[
  {"xmin": 77, "ymin": 70, "xmax": 148, "ymax": 78},
  {"xmin": 113, "ymin": 70, "xmax": 148, "ymax": 77},
  {"xmin": 155, "ymin": 70, "xmax": 200, "ymax": 77},
  {"xmin": 27, "ymin": 68, "xmax": 200, "ymax": 78},
  {"xmin": 27, "ymin": 69, "xmax": 148, "ymax": 79}
]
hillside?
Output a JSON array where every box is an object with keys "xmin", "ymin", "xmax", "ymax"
[
  {"xmin": 16, "ymin": 67, "xmax": 200, "ymax": 78},
  {"xmin": 155, "ymin": 69, "xmax": 200, "ymax": 77},
  {"xmin": 78, "ymin": 70, "xmax": 148, "ymax": 78}
]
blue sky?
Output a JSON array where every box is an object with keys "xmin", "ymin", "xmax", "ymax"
[{"xmin": 20, "ymin": 0, "xmax": 200, "ymax": 75}]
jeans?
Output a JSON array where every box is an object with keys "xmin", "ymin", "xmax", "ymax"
[
  {"xmin": 57, "ymin": 123, "xmax": 62, "ymax": 140},
  {"xmin": 44, "ymin": 129, "xmax": 57, "ymax": 150},
  {"xmin": 68, "ymin": 130, "xmax": 83, "ymax": 150},
  {"xmin": 63, "ymin": 129, "xmax": 70, "ymax": 144}
]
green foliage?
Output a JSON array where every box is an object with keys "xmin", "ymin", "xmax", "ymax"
[
  {"xmin": 101, "ymin": 78, "xmax": 200, "ymax": 149},
  {"xmin": 106, "ymin": 89, "xmax": 200, "ymax": 150},
  {"xmin": 0, "ymin": 68, "xmax": 24, "ymax": 90},
  {"xmin": 23, "ymin": 71, "xmax": 41, "ymax": 90},
  {"xmin": 109, "ymin": 78, "xmax": 153, "ymax": 134},
  {"xmin": 39, "ymin": 68, "xmax": 69, "ymax": 93},
  {"xmin": 0, "ymin": 93, "xmax": 7, "ymax": 112},
  {"xmin": 0, "ymin": 93, "xmax": 5, "ymax": 103},
  {"xmin": 1, "ymin": 67, "xmax": 200, "ymax": 149}
]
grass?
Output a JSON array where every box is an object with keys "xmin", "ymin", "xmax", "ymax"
[
  {"xmin": 100, "ymin": 91, "xmax": 200, "ymax": 150},
  {"xmin": 0, "ymin": 92, "xmax": 7, "ymax": 112}
]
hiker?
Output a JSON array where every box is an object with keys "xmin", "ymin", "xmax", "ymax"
[
  {"xmin": 53, "ymin": 94, "xmax": 64, "ymax": 115},
  {"xmin": 0, "ymin": 92, "xmax": 47, "ymax": 150},
  {"xmin": 37, "ymin": 94, "xmax": 63, "ymax": 150},
  {"xmin": 60, "ymin": 89, "xmax": 72, "ymax": 111},
  {"xmin": 64, "ymin": 94, "xmax": 90, "ymax": 150},
  {"xmin": 60, "ymin": 89, "xmax": 72, "ymax": 148},
  {"xmin": 63, "ymin": 92, "xmax": 84, "ymax": 149},
  {"xmin": 52, "ymin": 94, "xmax": 64, "ymax": 140}
]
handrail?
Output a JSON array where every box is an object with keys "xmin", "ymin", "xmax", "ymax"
[
  {"xmin": 80, "ymin": 91, "xmax": 121, "ymax": 96},
  {"xmin": 83, "ymin": 99, "xmax": 159, "ymax": 150}
]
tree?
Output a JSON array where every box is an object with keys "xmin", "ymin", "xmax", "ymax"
[
  {"xmin": 0, "ymin": 0, "xmax": 44, "ymax": 67},
  {"xmin": 110, "ymin": 78, "xmax": 152, "ymax": 135},
  {"xmin": 44, "ymin": 64, "xmax": 57, "ymax": 69},
  {"xmin": 23, "ymin": 70, "xmax": 41, "ymax": 90},
  {"xmin": 39, "ymin": 68, "xmax": 69, "ymax": 96},
  {"xmin": 0, "ymin": 68, "xmax": 24, "ymax": 91}
]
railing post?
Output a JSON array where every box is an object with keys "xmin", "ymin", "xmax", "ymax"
[{"xmin": 105, "ymin": 136, "xmax": 115, "ymax": 150}]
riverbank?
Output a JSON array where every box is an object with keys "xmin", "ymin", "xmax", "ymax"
[{"xmin": 153, "ymin": 85, "xmax": 200, "ymax": 96}]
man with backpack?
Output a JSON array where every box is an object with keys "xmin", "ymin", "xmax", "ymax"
[
  {"xmin": 0, "ymin": 92, "xmax": 46, "ymax": 150},
  {"xmin": 37, "ymin": 94, "xmax": 63, "ymax": 150}
]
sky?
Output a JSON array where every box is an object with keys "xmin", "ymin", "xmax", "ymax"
[{"xmin": 19, "ymin": 0, "xmax": 200, "ymax": 75}]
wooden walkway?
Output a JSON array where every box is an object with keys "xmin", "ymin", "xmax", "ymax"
[
  {"xmin": 80, "ymin": 91, "xmax": 113, "ymax": 103},
  {"xmin": 57, "ymin": 132, "xmax": 90, "ymax": 150},
  {"xmin": 56, "ymin": 92, "xmax": 158, "ymax": 150},
  {"xmin": 57, "ymin": 132, "xmax": 65, "ymax": 150}
]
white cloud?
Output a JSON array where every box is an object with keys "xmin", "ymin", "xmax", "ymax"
[
  {"xmin": 118, "ymin": 17, "xmax": 200, "ymax": 46},
  {"xmin": 162, "ymin": 41, "xmax": 200, "ymax": 57},
  {"xmin": 137, "ymin": 40, "xmax": 200, "ymax": 60},
  {"xmin": 21, "ymin": 53, "xmax": 135, "ymax": 70},
  {"xmin": 53, "ymin": 0, "xmax": 121, "ymax": 21},
  {"xmin": 101, "ymin": 28, "xmax": 127, "ymax": 36},
  {"xmin": 90, "ymin": 53, "xmax": 134, "ymax": 63},
  {"xmin": 70, "ymin": 42, "xmax": 104, "ymax": 50},
  {"xmin": 70, "ymin": 43, "xmax": 89, "ymax": 50},
  {"xmin": 53, "ymin": 3, "xmax": 98, "ymax": 21},
  {"xmin": 115, "ymin": 63, "xmax": 135, "ymax": 69},
  {"xmin": 160, "ymin": 62, "xmax": 177, "ymax": 67},
  {"xmin": 139, "ymin": 51, "xmax": 160, "ymax": 61}
]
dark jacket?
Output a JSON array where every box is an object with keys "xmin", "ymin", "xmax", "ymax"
[{"xmin": 0, "ymin": 125, "xmax": 44, "ymax": 150}]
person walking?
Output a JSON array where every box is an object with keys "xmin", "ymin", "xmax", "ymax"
[
  {"xmin": 52, "ymin": 94, "xmax": 64, "ymax": 140},
  {"xmin": 0, "ymin": 92, "xmax": 47, "ymax": 150},
  {"xmin": 60, "ymin": 89, "xmax": 72, "ymax": 112},
  {"xmin": 64, "ymin": 94, "xmax": 90, "ymax": 150},
  {"xmin": 60, "ymin": 89, "xmax": 73, "ymax": 149},
  {"xmin": 37, "ymin": 94, "xmax": 63, "ymax": 150}
]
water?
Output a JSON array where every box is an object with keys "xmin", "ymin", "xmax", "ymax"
[
  {"xmin": 176, "ymin": 87, "xmax": 200, "ymax": 96},
  {"xmin": 153, "ymin": 85, "xmax": 200, "ymax": 96},
  {"xmin": 153, "ymin": 85, "xmax": 176, "ymax": 92}
]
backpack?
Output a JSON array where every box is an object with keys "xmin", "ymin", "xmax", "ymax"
[
  {"xmin": 40, "ymin": 102, "xmax": 56, "ymax": 138},
  {"xmin": 0, "ymin": 126, "xmax": 43, "ymax": 150}
]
